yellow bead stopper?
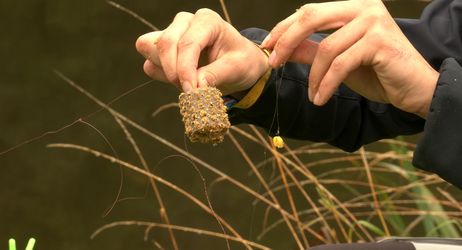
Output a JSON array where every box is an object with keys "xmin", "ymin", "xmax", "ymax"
[{"xmin": 272, "ymin": 136, "xmax": 284, "ymax": 149}]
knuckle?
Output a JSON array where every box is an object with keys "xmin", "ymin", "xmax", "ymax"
[
  {"xmin": 269, "ymin": 21, "xmax": 288, "ymax": 40},
  {"xmin": 366, "ymin": 28, "xmax": 383, "ymax": 44},
  {"xmin": 177, "ymin": 67, "xmax": 190, "ymax": 81},
  {"xmin": 360, "ymin": 0, "xmax": 381, "ymax": 8},
  {"xmin": 272, "ymin": 21, "xmax": 286, "ymax": 34},
  {"xmin": 318, "ymin": 39, "xmax": 334, "ymax": 55},
  {"xmin": 274, "ymin": 41, "xmax": 288, "ymax": 57},
  {"xmin": 175, "ymin": 11, "xmax": 193, "ymax": 19},
  {"xmin": 331, "ymin": 57, "xmax": 345, "ymax": 71},
  {"xmin": 195, "ymin": 8, "xmax": 217, "ymax": 17},
  {"xmin": 165, "ymin": 72, "xmax": 179, "ymax": 84},
  {"xmin": 382, "ymin": 39, "xmax": 407, "ymax": 59},
  {"xmin": 156, "ymin": 36, "xmax": 174, "ymax": 53},
  {"xmin": 177, "ymin": 37, "xmax": 195, "ymax": 50},
  {"xmin": 363, "ymin": 8, "xmax": 388, "ymax": 23},
  {"xmin": 299, "ymin": 4, "xmax": 317, "ymax": 24},
  {"xmin": 275, "ymin": 35, "xmax": 298, "ymax": 52}
]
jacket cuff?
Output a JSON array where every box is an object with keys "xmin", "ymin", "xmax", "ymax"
[{"xmin": 413, "ymin": 58, "xmax": 462, "ymax": 189}]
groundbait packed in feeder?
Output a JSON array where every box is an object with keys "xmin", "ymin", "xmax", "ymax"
[{"xmin": 178, "ymin": 86, "xmax": 231, "ymax": 144}]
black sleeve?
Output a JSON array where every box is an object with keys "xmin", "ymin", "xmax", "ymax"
[
  {"xmin": 397, "ymin": 0, "xmax": 462, "ymax": 69},
  {"xmin": 230, "ymin": 0, "xmax": 462, "ymax": 188},
  {"xmin": 413, "ymin": 58, "xmax": 462, "ymax": 189}
]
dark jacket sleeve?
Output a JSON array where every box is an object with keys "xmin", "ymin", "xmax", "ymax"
[
  {"xmin": 230, "ymin": 0, "xmax": 462, "ymax": 188},
  {"xmin": 413, "ymin": 58, "xmax": 462, "ymax": 189}
]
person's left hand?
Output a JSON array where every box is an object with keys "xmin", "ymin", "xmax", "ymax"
[
  {"xmin": 261, "ymin": 0, "xmax": 439, "ymax": 118},
  {"xmin": 135, "ymin": 9, "xmax": 268, "ymax": 96}
]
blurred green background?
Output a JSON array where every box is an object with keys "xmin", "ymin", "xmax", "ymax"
[{"xmin": 0, "ymin": 0, "xmax": 430, "ymax": 249}]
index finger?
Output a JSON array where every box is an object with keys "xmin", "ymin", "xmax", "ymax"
[
  {"xmin": 176, "ymin": 9, "xmax": 222, "ymax": 92},
  {"xmin": 136, "ymin": 31, "xmax": 163, "ymax": 65},
  {"xmin": 268, "ymin": 1, "xmax": 359, "ymax": 67}
]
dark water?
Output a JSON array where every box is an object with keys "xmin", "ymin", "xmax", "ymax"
[{"xmin": 0, "ymin": 1, "xmax": 428, "ymax": 249}]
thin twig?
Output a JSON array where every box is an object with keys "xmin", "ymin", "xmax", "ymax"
[
  {"xmin": 106, "ymin": 1, "xmax": 159, "ymax": 31},
  {"xmin": 272, "ymin": 145, "xmax": 309, "ymax": 248},
  {"xmin": 112, "ymin": 116, "xmax": 178, "ymax": 250},
  {"xmin": 47, "ymin": 143, "xmax": 251, "ymax": 248},
  {"xmin": 152, "ymin": 103, "xmax": 178, "ymax": 118},
  {"xmin": 228, "ymin": 133, "xmax": 304, "ymax": 249},
  {"xmin": 219, "ymin": 0, "xmax": 232, "ymax": 24},
  {"xmin": 92, "ymin": 221, "xmax": 270, "ymax": 250},
  {"xmin": 53, "ymin": 70, "xmax": 301, "ymax": 225}
]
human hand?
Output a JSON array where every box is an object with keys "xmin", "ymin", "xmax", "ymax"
[
  {"xmin": 262, "ymin": 0, "xmax": 439, "ymax": 118},
  {"xmin": 136, "ymin": 9, "xmax": 269, "ymax": 96}
]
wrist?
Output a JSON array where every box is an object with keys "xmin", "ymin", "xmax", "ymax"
[
  {"xmin": 230, "ymin": 41, "xmax": 270, "ymax": 100},
  {"xmin": 228, "ymin": 44, "xmax": 272, "ymax": 109}
]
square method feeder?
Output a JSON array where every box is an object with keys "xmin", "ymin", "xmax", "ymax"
[{"xmin": 178, "ymin": 86, "xmax": 231, "ymax": 144}]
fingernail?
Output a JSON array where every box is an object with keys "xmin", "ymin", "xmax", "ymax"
[
  {"xmin": 313, "ymin": 92, "xmax": 321, "ymax": 106},
  {"xmin": 199, "ymin": 75, "xmax": 208, "ymax": 88},
  {"xmin": 308, "ymin": 88, "xmax": 313, "ymax": 102},
  {"xmin": 268, "ymin": 51, "xmax": 277, "ymax": 67},
  {"xmin": 199, "ymin": 77, "xmax": 207, "ymax": 88},
  {"xmin": 261, "ymin": 34, "xmax": 271, "ymax": 47},
  {"xmin": 182, "ymin": 81, "xmax": 192, "ymax": 93}
]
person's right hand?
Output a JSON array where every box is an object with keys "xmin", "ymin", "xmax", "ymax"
[
  {"xmin": 261, "ymin": 0, "xmax": 439, "ymax": 118},
  {"xmin": 135, "ymin": 9, "xmax": 269, "ymax": 96}
]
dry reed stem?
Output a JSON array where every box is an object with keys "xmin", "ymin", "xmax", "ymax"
[
  {"xmin": 0, "ymin": 79, "xmax": 153, "ymax": 157},
  {"xmin": 239, "ymin": 127, "xmax": 449, "ymax": 242},
  {"xmin": 47, "ymin": 143, "xmax": 253, "ymax": 249},
  {"xmin": 207, "ymin": 176, "xmax": 227, "ymax": 193},
  {"xmin": 230, "ymin": 127, "xmax": 270, "ymax": 148},
  {"xmin": 247, "ymin": 126, "xmax": 364, "ymax": 242},
  {"xmin": 277, "ymin": 149, "xmax": 372, "ymax": 240},
  {"xmin": 152, "ymin": 240, "xmax": 166, "ymax": 250},
  {"xmin": 344, "ymin": 210, "xmax": 462, "ymax": 218},
  {"xmin": 278, "ymin": 176, "xmax": 333, "ymax": 244},
  {"xmin": 346, "ymin": 177, "xmax": 444, "ymax": 206},
  {"xmin": 315, "ymin": 165, "xmax": 427, "ymax": 180},
  {"xmin": 236, "ymin": 129, "xmax": 325, "ymax": 245},
  {"xmin": 264, "ymin": 179, "xmax": 390, "ymax": 202},
  {"xmin": 263, "ymin": 200, "xmax": 462, "ymax": 241},
  {"xmin": 54, "ymin": 71, "xmax": 302, "ymax": 226},
  {"xmin": 247, "ymin": 133, "xmax": 370, "ymax": 241},
  {"xmin": 242, "ymin": 126, "xmax": 369, "ymax": 241},
  {"xmin": 112, "ymin": 116, "xmax": 179, "ymax": 250},
  {"xmin": 152, "ymin": 103, "xmax": 178, "ymax": 118},
  {"xmin": 106, "ymin": 1, "xmax": 159, "ymax": 31},
  {"xmin": 305, "ymin": 211, "xmax": 462, "ymax": 233},
  {"xmin": 274, "ymin": 146, "xmax": 335, "ymax": 243},
  {"xmin": 155, "ymin": 154, "xmax": 232, "ymax": 250},
  {"xmin": 379, "ymin": 139, "xmax": 417, "ymax": 149},
  {"xmin": 437, "ymin": 188, "xmax": 462, "ymax": 213},
  {"xmin": 333, "ymin": 208, "xmax": 350, "ymax": 243},
  {"xmin": 265, "ymin": 156, "xmax": 404, "ymax": 190},
  {"xmin": 219, "ymin": 0, "xmax": 232, "ymax": 24},
  {"xmin": 272, "ymin": 143, "xmax": 309, "ymax": 247},
  {"xmin": 403, "ymin": 215, "xmax": 426, "ymax": 236},
  {"xmin": 228, "ymin": 133, "xmax": 304, "ymax": 249},
  {"xmin": 91, "ymin": 221, "xmax": 270, "ymax": 250},
  {"xmin": 299, "ymin": 199, "xmax": 462, "ymax": 219}
]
